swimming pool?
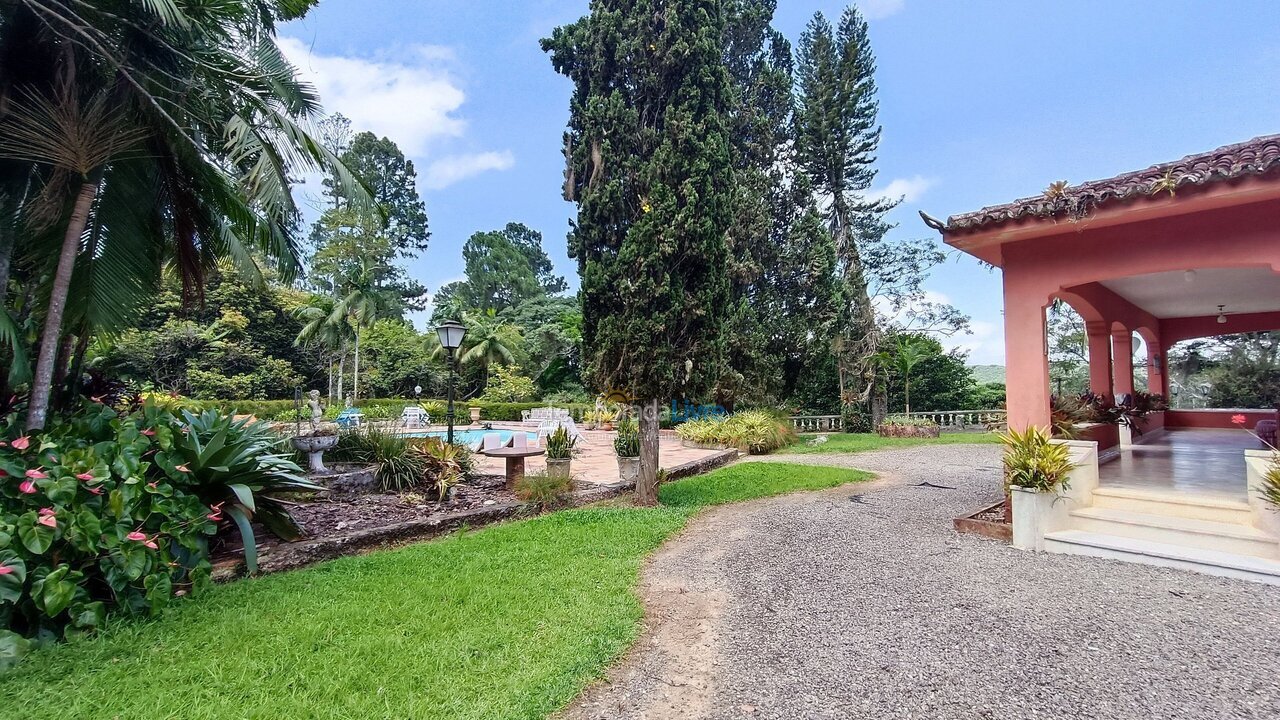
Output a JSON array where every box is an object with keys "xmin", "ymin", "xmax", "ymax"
[{"xmin": 404, "ymin": 429, "xmax": 538, "ymax": 447}]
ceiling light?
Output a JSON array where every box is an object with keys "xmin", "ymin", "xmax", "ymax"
[
  {"xmin": 1216, "ymin": 305, "xmax": 1227, "ymax": 324},
  {"xmin": 1184, "ymin": 269, "xmax": 1196, "ymax": 282}
]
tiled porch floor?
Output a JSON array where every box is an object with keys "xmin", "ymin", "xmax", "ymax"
[{"xmin": 1098, "ymin": 428, "xmax": 1260, "ymax": 500}]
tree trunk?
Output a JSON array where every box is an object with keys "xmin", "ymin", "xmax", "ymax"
[
  {"xmin": 0, "ymin": 214, "xmax": 13, "ymax": 308},
  {"xmin": 337, "ymin": 342, "xmax": 346, "ymax": 402},
  {"xmin": 904, "ymin": 376, "xmax": 911, "ymax": 415},
  {"xmin": 636, "ymin": 398, "xmax": 661, "ymax": 506},
  {"xmin": 353, "ymin": 327, "xmax": 360, "ymax": 403},
  {"xmin": 27, "ymin": 177, "xmax": 98, "ymax": 430}
]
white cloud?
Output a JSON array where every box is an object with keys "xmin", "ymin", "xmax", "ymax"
[
  {"xmin": 942, "ymin": 319, "xmax": 1006, "ymax": 366},
  {"xmin": 424, "ymin": 151, "xmax": 516, "ymax": 190},
  {"xmin": 857, "ymin": 0, "xmax": 906, "ymax": 20},
  {"xmin": 279, "ymin": 37, "xmax": 467, "ymax": 157},
  {"xmin": 869, "ymin": 175, "xmax": 935, "ymax": 205}
]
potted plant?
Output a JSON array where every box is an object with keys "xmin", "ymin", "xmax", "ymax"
[
  {"xmin": 598, "ymin": 406, "xmax": 618, "ymax": 431},
  {"xmin": 545, "ymin": 426, "xmax": 575, "ymax": 480},
  {"xmin": 1001, "ymin": 426, "xmax": 1076, "ymax": 551},
  {"xmin": 614, "ymin": 416, "xmax": 641, "ymax": 484}
]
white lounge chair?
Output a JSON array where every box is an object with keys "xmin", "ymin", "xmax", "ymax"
[
  {"xmin": 538, "ymin": 416, "xmax": 585, "ymax": 445},
  {"xmin": 400, "ymin": 406, "xmax": 430, "ymax": 428},
  {"xmin": 481, "ymin": 433, "xmax": 503, "ymax": 452}
]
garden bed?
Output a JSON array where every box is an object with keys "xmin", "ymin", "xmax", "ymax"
[{"xmin": 953, "ymin": 499, "xmax": 1011, "ymax": 541}]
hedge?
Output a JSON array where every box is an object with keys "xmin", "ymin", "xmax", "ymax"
[{"xmin": 203, "ymin": 398, "xmax": 594, "ymax": 423}]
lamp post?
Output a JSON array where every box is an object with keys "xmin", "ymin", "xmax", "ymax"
[{"xmin": 435, "ymin": 320, "xmax": 467, "ymax": 445}]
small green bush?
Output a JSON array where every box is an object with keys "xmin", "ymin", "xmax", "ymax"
[
  {"xmin": 613, "ymin": 416, "xmax": 640, "ymax": 458},
  {"xmin": 329, "ymin": 426, "xmax": 431, "ymax": 492},
  {"xmin": 513, "ymin": 473, "xmax": 573, "ymax": 510},
  {"xmin": 674, "ymin": 410, "xmax": 796, "ymax": 454}
]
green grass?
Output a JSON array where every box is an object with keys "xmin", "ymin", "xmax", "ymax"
[
  {"xmin": 1, "ymin": 463, "xmax": 868, "ymax": 720},
  {"xmin": 786, "ymin": 431, "xmax": 1002, "ymax": 454}
]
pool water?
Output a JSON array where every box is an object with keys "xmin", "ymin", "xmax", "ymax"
[{"xmin": 405, "ymin": 429, "xmax": 538, "ymax": 447}]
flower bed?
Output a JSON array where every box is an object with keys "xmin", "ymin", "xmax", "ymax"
[{"xmin": 876, "ymin": 418, "xmax": 940, "ymax": 438}]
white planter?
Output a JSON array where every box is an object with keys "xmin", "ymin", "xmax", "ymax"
[
  {"xmin": 1245, "ymin": 450, "xmax": 1280, "ymax": 543},
  {"xmin": 617, "ymin": 456, "xmax": 641, "ymax": 485},
  {"xmin": 546, "ymin": 457, "xmax": 572, "ymax": 481},
  {"xmin": 1011, "ymin": 487, "xmax": 1071, "ymax": 552}
]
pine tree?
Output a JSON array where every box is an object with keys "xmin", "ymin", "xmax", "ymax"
[
  {"xmin": 545, "ymin": 0, "xmax": 735, "ymax": 505},
  {"xmin": 795, "ymin": 5, "xmax": 895, "ymax": 426}
]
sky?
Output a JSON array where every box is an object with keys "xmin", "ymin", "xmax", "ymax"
[{"xmin": 280, "ymin": 0, "xmax": 1280, "ymax": 365}]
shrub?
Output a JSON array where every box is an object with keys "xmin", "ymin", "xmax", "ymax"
[
  {"xmin": 614, "ymin": 416, "xmax": 640, "ymax": 457},
  {"xmin": 674, "ymin": 410, "xmax": 796, "ymax": 454},
  {"xmin": 0, "ymin": 402, "xmax": 221, "ymax": 665},
  {"xmin": 1258, "ymin": 454, "xmax": 1280, "ymax": 510},
  {"xmin": 513, "ymin": 473, "xmax": 573, "ymax": 510},
  {"xmin": 407, "ymin": 437, "xmax": 466, "ymax": 500},
  {"xmin": 1000, "ymin": 426, "xmax": 1075, "ymax": 493},
  {"xmin": 545, "ymin": 426, "xmax": 575, "ymax": 460},
  {"xmin": 841, "ymin": 404, "xmax": 872, "ymax": 433},
  {"xmin": 479, "ymin": 365, "xmax": 537, "ymax": 403},
  {"xmin": 158, "ymin": 410, "xmax": 321, "ymax": 573},
  {"xmin": 329, "ymin": 426, "xmax": 431, "ymax": 493}
]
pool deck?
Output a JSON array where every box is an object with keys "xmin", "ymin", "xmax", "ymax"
[{"xmin": 396, "ymin": 422, "xmax": 728, "ymax": 487}]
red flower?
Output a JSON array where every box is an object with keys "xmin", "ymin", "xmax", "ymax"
[
  {"xmin": 0, "ymin": 468, "xmax": 6, "ymax": 477},
  {"xmin": 37, "ymin": 512, "xmax": 57, "ymax": 529},
  {"xmin": 175, "ymin": 464, "xmax": 190, "ymax": 473},
  {"xmin": 1231, "ymin": 414, "xmax": 1248, "ymax": 426},
  {"xmin": 206, "ymin": 502, "xmax": 225, "ymax": 522},
  {"xmin": 76, "ymin": 472, "xmax": 95, "ymax": 481},
  {"xmin": 147, "ymin": 482, "xmax": 158, "ymax": 490},
  {"xmin": 141, "ymin": 428, "xmax": 156, "ymax": 437},
  {"xmin": 25, "ymin": 468, "xmax": 46, "ymax": 479},
  {"xmin": 0, "ymin": 565, "xmax": 13, "ymax": 576},
  {"xmin": 18, "ymin": 480, "xmax": 36, "ymax": 494},
  {"xmin": 38, "ymin": 507, "xmax": 54, "ymax": 516},
  {"xmin": 144, "ymin": 539, "xmax": 158, "ymax": 549},
  {"xmin": 126, "ymin": 531, "xmax": 147, "ymax": 542},
  {"xmin": 86, "ymin": 486, "xmax": 104, "ymax": 495},
  {"xmin": 11, "ymin": 436, "xmax": 29, "ymax": 450}
]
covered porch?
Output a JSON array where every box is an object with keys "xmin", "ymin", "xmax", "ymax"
[{"xmin": 929, "ymin": 135, "xmax": 1280, "ymax": 582}]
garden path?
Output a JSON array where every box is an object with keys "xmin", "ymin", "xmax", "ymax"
[{"xmin": 563, "ymin": 444, "xmax": 1280, "ymax": 720}]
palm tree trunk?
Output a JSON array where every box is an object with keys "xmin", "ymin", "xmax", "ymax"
[
  {"xmin": 905, "ymin": 376, "xmax": 911, "ymax": 415},
  {"xmin": 27, "ymin": 177, "xmax": 99, "ymax": 430},
  {"xmin": 353, "ymin": 327, "xmax": 360, "ymax": 403}
]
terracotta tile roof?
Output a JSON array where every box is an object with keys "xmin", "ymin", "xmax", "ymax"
[{"xmin": 938, "ymin": 134, "xmax": 1280, "ymax": 233}]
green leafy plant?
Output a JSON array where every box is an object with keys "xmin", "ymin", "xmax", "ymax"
[
  {"xmin": 545, "ymin": 426, "xmax": 575, "ymax": 460},
  {"xmin": 0, "ymin": 402, "xmax": 219, "ymax": 665},
  {"xmin": 479, "ymin": 364, "xmax": 538, "ymax": 403},
  {"xmin": 330, "ymin": 426, "xmax": 431, "ymax": 494},
  {"xmin": 674, "ymin": 410, "xmax": 796, "ymax": 454},
  {"xmin": 513, "ymin": 472, "xmax": 573, "ymax": 510},
  {"xmin": 157, "ymin": 410, "xmax": 321, "ymax": 574},
  {"xmin": 410, "ymin": 437, "xmax": 466, "ymax": 501},
  {"xmin": 613, "ymin": 416, "xmax": 640, "ymax": 458},
  {"xmin": 999, "ymin": 426, "xmax": 1075, "ymax": 493}
]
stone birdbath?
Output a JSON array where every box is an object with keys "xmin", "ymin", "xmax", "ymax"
[{"xmin": 293, "ymin": 433, "xmax": 339, "ymax": 474}]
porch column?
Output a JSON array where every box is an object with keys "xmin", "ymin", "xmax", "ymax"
[
  {"xmin": 1111, "ymin": 329, "xmax": 1134, "ymax": 399},
  {"xmin": 1085, "ymin": 321, "xmax": 1113, "ymax": 397},
  {"xmin": 1004, "ymin": 284, "xmax": 1052, "ymax": 431}
]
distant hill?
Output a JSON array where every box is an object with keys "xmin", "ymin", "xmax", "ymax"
[{"xmin": 969, "ymin": 365, "xmax": 1006, "ymax": 385}]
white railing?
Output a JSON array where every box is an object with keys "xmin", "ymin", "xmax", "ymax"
[
  {"xmin": 788, "ymin": 415, "xmax": 842, "ymax": 432},
  {"xmin": 899, "ymin": 410, "xmax": 1006, "ymax": 431}
]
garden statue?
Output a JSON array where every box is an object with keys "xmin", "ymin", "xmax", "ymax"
[{"xmin": 307, "ymin": 390, "xmax": 324, "ymax": 432}]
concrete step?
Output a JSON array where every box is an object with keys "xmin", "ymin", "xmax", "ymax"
[
  {"xmin": 1044, "ymin": 529, "xmax": 1280, "ymax": 586},
  {"xmin": 1069, "ymin": 506, "xmax": 1279, "ymax": 559},
  {"xmin": 1091, "ymin": 486, "xmax": 1252, "ymax": 524}
]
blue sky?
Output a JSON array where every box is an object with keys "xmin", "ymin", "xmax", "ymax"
[{"xmin": 281, "ymin": 0, "xmax": 1280, "ymax": 365}]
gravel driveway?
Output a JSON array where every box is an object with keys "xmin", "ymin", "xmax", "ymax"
[{"xmin": 564, "ymin": 444, "xmax": 1280, "ymax": 720}]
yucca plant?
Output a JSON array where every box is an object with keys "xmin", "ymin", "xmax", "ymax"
[
  {"xmin": 546, "ymin": 426, "xmax": 575, "ymax": 460},
  {"xmin": 156, "ymin": 410, "xmax": 321, "ymax": 574},
  {"xmin": 999, "ymin": 426, "xmax": 1075, "ymax": 493},
  {"xmin": 330, "ymin": 425, "xmax": 431, "ymax": 493},
  {"xmin": 614, "ymin": 416, "xmax": 640, "ymax": 458}
]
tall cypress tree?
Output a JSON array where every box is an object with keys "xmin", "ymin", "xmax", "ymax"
[
  {"xmin": 795, "ymin": 5, "xmax": 895, "ymax": 427},
  {"xmin": 545, "ymin": 0, "xmax": 735, "ymax": 505}
]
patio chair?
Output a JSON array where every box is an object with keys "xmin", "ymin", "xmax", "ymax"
[
  {"xmin": 510, "ymin": 432, "xmax": 528, "ymax": 450},
  {"xmin": 481, "ymin": 433, "xmax": 503, "ymax": 452},
  {"xmin": 335, "ymin": 407, "xmax": 365, "ymax": 429},
  {"xmin": 400, "ymin": 406, "xmax": 429, "ymax": 428},
  {"xmin": 1257, "ymin": 406, "xmax": 1278, "ymax": 448}
]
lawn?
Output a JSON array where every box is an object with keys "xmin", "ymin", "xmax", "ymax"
[
  {"xmin": 786, "ymin": 431, "xmax": 1002, "ymax": 454},
  {"xmin": 0, "ymin": 462, "xmax": 868, "ymax": 720}
]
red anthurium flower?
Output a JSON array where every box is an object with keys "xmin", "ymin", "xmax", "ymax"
[
  {"xmin": 144, "ymin": 538, "xmax": 158, "ymax": 549},
  {"xmin": 0, "ymin": 468, "xmax": 7, "ymax": 477},
  {"xmin": 0, "ymin": 565, "xmax": 13, "ymax": 576},
  {"xmin": 37, "ymin": 513, "xmax": 57, "ymax": 529},
  {"xmin": 11, "ymin": 436, "xmax": 29, "ymax": 450},
  {"xmin": 39, "ymin": 507, "xmax": 54, "ymax": 516},
  {"xmin": 18, "ymin": 480, "xmax": 37, "ymax": 494},
  {"xmin": 86, "ymin": 486, "xmax": 104, "ymax": 495},
  {"xmin": 1231, "ymin": 414, "xmax": 1248, "ymax": 426},
  {"xmin": 25, "ymin": 468, "xmax": 47, "ymax": 479},
  {"xmin": 76, "ymin": 472, "xmax": 94, "ymax": 481},
  {"xmin": 175, "ymin": 464, "xmax": 190, "ymax": 473},
  {"xmin": 140, "ymin": 428, "xmax": 156, "ymax": 437},
  {"xmin": 147, "ymin": 482, "xmax": 158, "ymax": 490},
  {"xmin": 126, "ymin": 531, "xmax": 147, "ymax": 541}
]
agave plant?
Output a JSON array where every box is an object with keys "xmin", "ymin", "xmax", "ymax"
[{"xmin": 156, "ymin": 409, "xmax": 321, "ymax": 574}]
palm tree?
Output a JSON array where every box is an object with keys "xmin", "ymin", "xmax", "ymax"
[
  {"xmin": 886, "ymin": 335, "xmax": 933, "ymax": 415},
  {"xmin": 294, "ymin": 295, "xmax": 353, "ymax": 401},
  {"xmin": 330, "ymin": 259, "xmax": 390, "ymax": 403},
  {"xmin": 456, "ymin": 310, "xmax": 521, "ymax": 390},
  {"xmin": 0, "ymin": 1, "xmax": 372, "ymax": 429}
]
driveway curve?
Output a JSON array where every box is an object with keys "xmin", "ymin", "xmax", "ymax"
[{"xmin": 564, "ymin": 444, "xmax": 1280, "ymax": 720}]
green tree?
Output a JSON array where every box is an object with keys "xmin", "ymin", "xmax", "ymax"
[
  {"xmin": 457, "ymin": 310, "xmax": 522, "ymax": 390},
  {"xmin": 326, "ymin": 129, "xmax": 430, "ymax": 255},
  {"xmin": 880, "ymin": 333, "xmax": 979, "ymax": 413},
  {"xmin": 434, "ymin": 223, "xmax": 564, "ymax": 319},
  {"xmin": 0, "ymin": 0, "xmax": 367, "ymax": 429},
  {"xmin": 545, "ymin": 0, "xmax": 736, "ymax": 505}
]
